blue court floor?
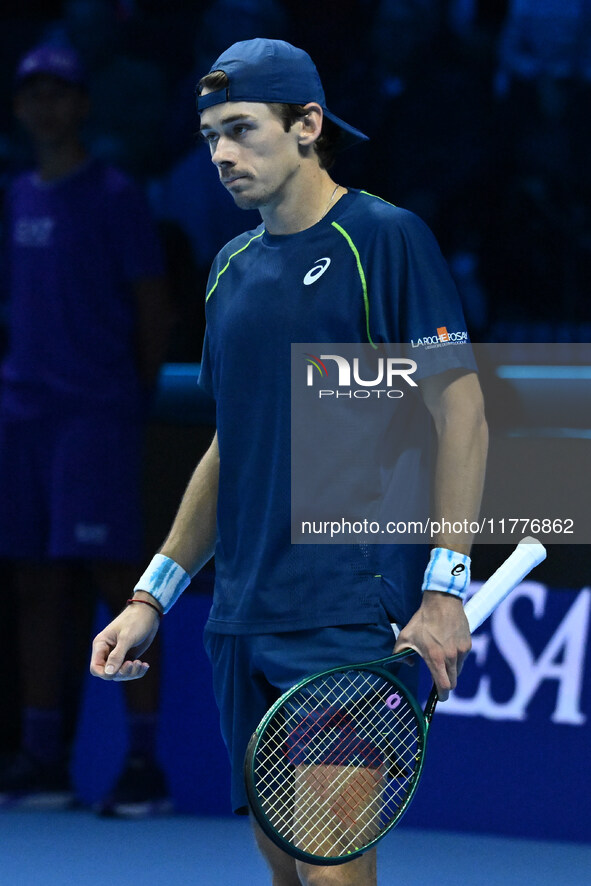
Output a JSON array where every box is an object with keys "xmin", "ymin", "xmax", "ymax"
[{"xmin": 2, "ymin": 811, "xmax": 590, "ymax": 886}]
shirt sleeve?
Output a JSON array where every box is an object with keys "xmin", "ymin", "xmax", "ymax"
[
  {"xmin": 392, "ymin": 209, "xmax": 477, "ymax": 379},
  {"xmin": 197, "ymin": 252, "xmax": 222, "ymax": 399},
  {"xmin": 198, "ymin": 326, "xmax": 214, "ymax": 398}
]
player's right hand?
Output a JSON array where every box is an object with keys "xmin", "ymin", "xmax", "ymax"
[
  {"xmin": 90, "ymin": 603, "xmax": 160, "ymax": 681},
  {"xmin": 393, "ymin": 590, "xmax": 471, "ymax": 701}
]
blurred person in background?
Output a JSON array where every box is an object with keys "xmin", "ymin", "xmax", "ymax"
[
  {"xmin": 0, "ymin": 45, "xmax": 173, "ymax": 817},
  {"xmin": 40, "ymin": 0, "xmax": 168, "ymax": 179}
]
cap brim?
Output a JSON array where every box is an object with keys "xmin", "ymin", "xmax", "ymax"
[{"xmin": 323, "ymin": 109, "xmax": 369, "ymax": 152}]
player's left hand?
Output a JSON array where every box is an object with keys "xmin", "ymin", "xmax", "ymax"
[
  {"xmin": 393, "ymin": 591, "xmax": 471, "ymax": 700},
  {"xmin": 90, "ymin": 603, "xmax": 160, "ymax": 682}
]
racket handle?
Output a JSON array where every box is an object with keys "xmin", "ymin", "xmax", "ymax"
[{"xmin": 464, "ymin": 537, "xmax": 546, "ymax": 633}]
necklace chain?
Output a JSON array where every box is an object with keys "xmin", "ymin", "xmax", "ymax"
[{"xmin": 319, "ymin": 184, "xmax": 340, "ymax": 222}]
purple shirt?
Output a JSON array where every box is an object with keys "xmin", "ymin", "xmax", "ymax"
[{"xmin": 2, "ymin": 158, "xmax": 164, "ymax": 419}]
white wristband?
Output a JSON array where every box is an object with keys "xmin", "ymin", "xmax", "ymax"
[
  {"xmin": 134, "ymin": 554, "xmax": 191, "ymax": 614},
  {"xmin": 422, "ymin": 547, "xmax": 471, "ymax": 600}
]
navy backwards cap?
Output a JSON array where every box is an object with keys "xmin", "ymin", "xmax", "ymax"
[
  {"xmin": 197, "ymin": 38, "xmax": 368, "ymax": 152},
  {"xmin": 15, "ymin": 46, "xmax": 87, "ymax": 90}
]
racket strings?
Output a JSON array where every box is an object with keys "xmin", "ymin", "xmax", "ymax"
[{"xmin": 252, "ymin": 669, "xmax": 423, "ymax": 859}]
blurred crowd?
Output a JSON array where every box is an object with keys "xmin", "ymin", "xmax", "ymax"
[{"xmin": 1, "ymin": 0, "xmax": 590, "ymax": 349}]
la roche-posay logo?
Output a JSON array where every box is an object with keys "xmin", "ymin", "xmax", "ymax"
[
  {"xmin": 304, "ymin": 352, "xmax": 418, "ymax": 399},
  {"xmin": 411, "ymin": 326, "xmax": 468, "ymax": 349}
]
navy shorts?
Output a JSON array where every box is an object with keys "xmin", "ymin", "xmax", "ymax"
[
  {"xmin": 0, "ymin": 413, "xmax": 144, "ymax": 562},
  {"xmin": 204, "ymin": 614, "xmax": 418, "ymax": 814}
]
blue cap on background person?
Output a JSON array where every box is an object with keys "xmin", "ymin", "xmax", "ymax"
[
  {"xmin": 14, "ymin": 46, "xmax": 88, "ymax": 90},
  {"xmin": 196, "ymin": 37, "xmax": 369, "ymax": 151}
]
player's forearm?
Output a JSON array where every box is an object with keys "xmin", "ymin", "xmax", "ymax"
[
  {"xmin": 159, "ymin": 431, "xmax": 220, "ymax": 575},
  {"xmin": 430, "ymin": 382, "xmax": 488, "ymax": 555}
]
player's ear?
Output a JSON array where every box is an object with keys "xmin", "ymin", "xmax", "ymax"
[{"xmin": 298, "ymin": 102, "xmax": 323, "ymax": 148}]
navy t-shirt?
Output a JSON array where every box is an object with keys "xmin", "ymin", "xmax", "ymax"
[
  {"xmin": 2, "ymin": 159, "xmax": 164, "ymax": 419},
  {"xmin": 199, "ymin": 189, "xmax": 476, "ymax": 634}
]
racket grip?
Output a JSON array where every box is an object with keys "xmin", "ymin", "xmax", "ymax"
[{"xmin": 464, "ymin": 537, "xmax": 546, "ymax": 633}]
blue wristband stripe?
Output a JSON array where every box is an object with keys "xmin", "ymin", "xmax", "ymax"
[
  {"xmin": 134, "ymin": 554, "xmax": 191, "ymax": 614},
  {"xmin": 422, "ymin": 547, "xmax": 471, "ymax": 599},
  {"xmin": 445, "ymin": 548, "xmax": 456, "ymax": 594}
]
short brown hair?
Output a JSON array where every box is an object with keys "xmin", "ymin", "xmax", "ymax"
[{"xmin": 197, "ymin": 70, "xmax": 339, "ymax": 170}]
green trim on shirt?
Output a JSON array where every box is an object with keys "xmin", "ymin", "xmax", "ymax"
[
  {"xmin": 331, "ymin": 221, "xmax": 376, "ymax": 349},
  {"xmin": 206, "ymin": 230, "xmax": 265, "ymax": 302}
]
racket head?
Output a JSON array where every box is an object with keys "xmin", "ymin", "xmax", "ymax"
[{"xmin": 244, "ymin": 661, "xmax": 427, "ymax": 866}]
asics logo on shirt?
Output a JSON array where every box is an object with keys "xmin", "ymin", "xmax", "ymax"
[{"xmin": 303, "ymin": 257, "xmax": 331, "ymax": 286}]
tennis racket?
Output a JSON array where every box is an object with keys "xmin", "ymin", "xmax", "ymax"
[{"xmin": 244, "ymin": 537, "xmax": 547, "ymax": 865}]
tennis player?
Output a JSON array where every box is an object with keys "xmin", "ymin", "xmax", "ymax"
[{"xmin": 91, "ymin": 38, "xmax": 488, "ymax": 885}]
